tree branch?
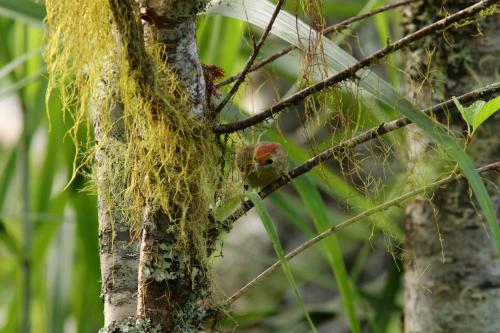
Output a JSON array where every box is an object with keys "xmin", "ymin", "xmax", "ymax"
[
  {"xmin": 219, "ymin": 81, "xmax": 500, "ymax": 227},
  {"xmin": 226, "ymin": 161, "xmax": 500, "ymax": 304},
  {"xmin": 215, "ymin": 0, "xmax": 418, "ymax": 88},
  {"xmin": 212, "ymin": 0, "xmax": 287, "ymax": 116},
  {"xmin": 213, "ymin": 0, "xmax": 497, "ymax": 134}
]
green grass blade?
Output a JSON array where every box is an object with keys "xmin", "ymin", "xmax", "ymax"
[
  {"xmin": 218, "ymin": 18, "xmax": 245, "ymax": 75},
  {"xmin": 34, "ymin": 81, "xmax": 60, "ymax": 214},
  {"xmin": 0, "ymin": 0, "xmax": 45, "ymax": 27},
  {"xmin": 198, "ymin": 15, "xmax": 245, "ymax": 80},
  {"xmin": 269, "ymin": 192, "xmax": 314, "ymax": 237},
  {"xmin": 0, "ymin": 66, "xmax": 46, "ymax": 98},
  {"xmin": 0, "ymin": 149, "xmax": 22, "ymax": 258},
  {"xmin": 374, "ymin": 262, "xmax": 402, "ymax": 332},
  {"xmin": 71, "ymin": 191, "xmax": 104, "ymax": 331},
  {"xmin": 0, "ymin": 149, "xmax": 17, "ymax": 211},
  {"xmin": 0, "ymin": 48, "xmax": 41, "ymax": 81},
  {"xmin": 333, "ymin": 0, "xmax": 379, "ymax": 45},
  {"xmin": 0, "ymin": 280, "xmax": 21, "ymax": 333},
  {"xmin": 372, "ymin": 2, "xmax": 398, "ymax": 86},
  {"xmin": 200, "ymin": 15, "xmax": 223, "ymax": 64},
  {"xmin": 246, "ymin": 192, "xmax": 318, "ymax": 333},
  {"xmin": 293, "ymin": 175, "xmax": 362, "ymax": 333}
]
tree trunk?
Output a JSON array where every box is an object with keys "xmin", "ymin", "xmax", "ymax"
[
  {"xmin": 94, "ymin": 50, "xmax": 140, "ymax": 327},
  {"xmin": 133, "ymin": 1, "xmax": 214, "ymax": 332},
  {"xmin": 95, "ymin": 1, "xmax": 212, "ymax": 331},
  {"xmin": 403, "ymin": 1, "xmax": 500, "ymax": 332}
]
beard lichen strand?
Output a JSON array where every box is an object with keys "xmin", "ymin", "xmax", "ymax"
[{"xmin": 45, "ymin": 0, "xmax": 220, "ymax": 233}]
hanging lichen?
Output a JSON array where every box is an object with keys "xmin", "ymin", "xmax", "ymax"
[{"xmin": 44, "ymin": 0, "xmax": 221, "ymax": 270}]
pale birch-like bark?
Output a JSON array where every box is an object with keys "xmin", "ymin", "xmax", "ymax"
[
  {"xmin": 138, "ymin": 0, "xmax": 208, "ymax": 116},
  {"xmin": 94, "ymin": 74, "xmax": 140, "ymax": 326},
  {"xmin": 134, "ymin": 1, "xmax": 212, "ymax": 331},
  {"xmin": 403, "ymin": 2, "xmax": 500, "ymax": 332}
]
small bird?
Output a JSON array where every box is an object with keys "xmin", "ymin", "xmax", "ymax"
[{"xmin": 236, "ymin": 141, "xmax": 288, "ymax": 189}]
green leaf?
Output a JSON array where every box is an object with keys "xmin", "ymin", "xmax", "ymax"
[
  {"xmin": 246, "ymin": 192, "xmax": 318, "ymax": 333},
  {"xmin": 293, "ymin": 175, "xmax": 362, "ymax": 333},
  {"xmin": 269, "ymin": 192, "xmax": 314, "ymax": 237},
  {"xmin": 0, "ymin": 0, "xmax": 46, "ymax": 27},
  {"xmin": 452, "ymin": 97, "xmax": 482, "ymax": 134},
  {"xmin": 0, "ymin": 66, "xmax": 47, "ymax": 98},
  {"xmin": 199, "ymin": 16, "xmax": 245, "ymax": 75},
  {"xmin": 0, "ymin": 48, "xmax": 42, "ymax": 82},
  {"xmin": 70, "ymin": 192, "xmax": 104, "ymax": 330},
  {"xmin": 473, "ymin": 95, "xmax": 500, "ymax": 133},
  {"xmin": 213, "ymin": 194, "xmax": 245, "ymax": 220},
  {"xmin": 0, "ymin": 150, "xmax": 20, "ymax": 256},
  {"xmin": 0, "ymin": 149, "xmax": 17, "ymax": 211},
  {"xmin": 0, "ymin": 280, "xmax": 21, "ymax": 333}
]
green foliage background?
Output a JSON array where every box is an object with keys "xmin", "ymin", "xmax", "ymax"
[{"xmin": 0, "ymin": 1, "xmax": 497, "ymax": 332}]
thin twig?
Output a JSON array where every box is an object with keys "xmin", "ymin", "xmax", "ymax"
[
  {"xmin": 324, "ymin": 0, "xmax": 418, "ymax": 34},
  {"xmin": 226, "ymin": 161, "xmax": 500, "ymax": 304},
  {"xmin": 213, "ymin": 0, "xmax": 497, "ymax": 134},
  {"xmin": 212, "ymin": 0, "xmax": 287, "ymax": 116},
  {"xmin": 215, "ymin": 0, "xmax": 418, "ymax": 88},
  {"xmin": 219, "ymin": 81, "xmax": 500, "ymax": 227}
]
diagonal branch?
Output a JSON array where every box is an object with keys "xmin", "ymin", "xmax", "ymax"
[
  {"xmin": 226, "ymin": 161, "xmax": 500, "ymax": 304},
  {"xmin": 213, "ymin": 0, "xmax": 497, "ymax": 134},
  {"xmin": 215, "ymin": 0, "xmax": 419, "ymax": 88},
  {"xmin": 219, "ymin": 81, "xmax": 500, "ymax": 227},
  {"xmin": 212, "ymin": 0, "xmax": 286, "ymax": 116}
]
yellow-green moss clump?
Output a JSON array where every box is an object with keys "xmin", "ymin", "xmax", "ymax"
[{"xmin": 44, "ymin": 0, "xmax": 221, "ymax": 255}]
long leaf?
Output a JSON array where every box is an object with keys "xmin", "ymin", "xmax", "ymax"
[
  {"xmin": 207, "ymin": 0, "xmax": 500, "ymax": 259},
  {"xmin": 0, "ymin": 66, "xmax": 46, "ymax": 98},
  {"xmin": 473, "ymin": 95, "xmax": 500, "ymax": 133},
  {"xmin": 293, "ymin": 175, "xmax": 362, "ymax": 333},
  {"xmin": 246, "ymin": 192, "xmax": 318, "ymax": 333},
  {"xmin": 0, "ymin": 0, "xmax": 45, "ymax": 27},
  {"xmin": 0, "ymin": 149, "xmax": 21, "ymax": 257},
  {"xmin": 0, "ymin": 48, "xmax": 41, "ymax": 81},
  {"xmin": 71, "ymin": 192, "xmax": 104, "ymax": 331}
]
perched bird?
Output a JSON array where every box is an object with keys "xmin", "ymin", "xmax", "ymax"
[{"xmin": 236, "ymin": 141, "xmax": 288, "ymax": 189}]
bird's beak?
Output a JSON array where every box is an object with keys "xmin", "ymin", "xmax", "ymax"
[{"xmin": 255, "ymin": 162, "xmax": 263, "ymax": 170}]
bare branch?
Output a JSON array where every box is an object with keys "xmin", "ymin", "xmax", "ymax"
[
  {"xmin": 226, "ymin": 161, "xmax": 500, "ymax": 304},
  {"xmin": 215, "ymin": 0, "xmax": 418, "ymax": 88},
  {"xmin": 213, "ymin": 0, "xmax": 497, "ymax": 134},
  {"xmin": 219, "ymin": 81, "xmax": 500, "ymax": 227},
  {"xmin": 323, "ymin": 0, "xmax": 419, "ymax": 34},
  {"xmin": 212, "ymin": 0, "xmax": 287, "ymax": 117}
]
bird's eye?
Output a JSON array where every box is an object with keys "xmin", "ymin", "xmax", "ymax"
[{"xmin": 266, "ymin": 158, "xmax": 273, "ymax": 165}]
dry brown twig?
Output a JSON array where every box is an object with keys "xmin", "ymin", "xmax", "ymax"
[{"xmin": 212, "ymin": 0, "xmax": 287, "ymax": 117}]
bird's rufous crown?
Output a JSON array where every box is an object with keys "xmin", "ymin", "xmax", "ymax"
[{"xmin": 254, "ymin": 143, "xmax": 280, "ymax": 163}]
